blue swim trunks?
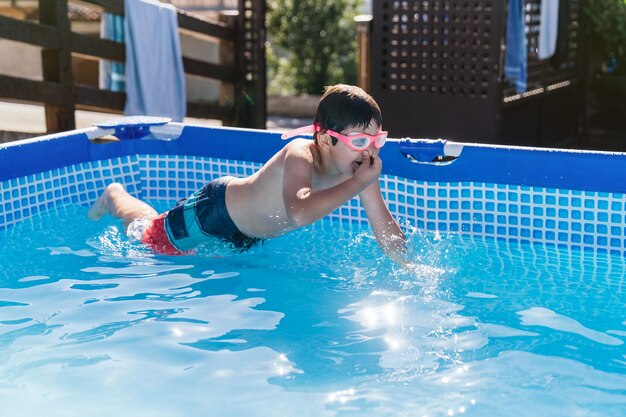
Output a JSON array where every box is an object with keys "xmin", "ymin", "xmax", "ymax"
[{"xmin": 162, "ymin": 176, "xmax": 260, "ymax": 251}]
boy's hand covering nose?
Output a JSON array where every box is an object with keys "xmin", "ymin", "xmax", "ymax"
[{"xmin": 354, "ymin": 150, "xmax": 382, "ymax": 189}]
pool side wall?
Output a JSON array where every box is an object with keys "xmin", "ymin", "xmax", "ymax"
[{"xmin": 1, "ymin": 125, "xmax": 626, "ymax": 255}]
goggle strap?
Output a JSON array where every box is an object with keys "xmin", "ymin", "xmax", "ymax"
[{"xmin": 280, "ymin": 125, "xmax": 316, "ymax": 140}]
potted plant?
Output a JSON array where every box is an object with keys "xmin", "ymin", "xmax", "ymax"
[{"xmin": 584, "ymin": 0, "xmax": 626, "ymax": 129}]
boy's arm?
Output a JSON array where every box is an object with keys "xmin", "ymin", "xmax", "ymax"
[
  {"xmin": 282, "ymin": 148, "xmax": 376, "ymax": 227},
  {"xmin": 359, "ymin": 181, "xmax": 407, "ymax": 262}
]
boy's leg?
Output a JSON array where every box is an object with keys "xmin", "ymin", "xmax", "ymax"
[{"xmin": 89, "ymin": 183, "xmax": 158, "ymax": 228}]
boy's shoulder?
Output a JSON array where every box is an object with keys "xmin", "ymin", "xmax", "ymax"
[{"xmin": 283, "ymin": 138, "xmax": 315, "ymax": 159}]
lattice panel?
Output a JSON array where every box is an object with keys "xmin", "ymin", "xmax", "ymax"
[
  {"xmin": 378, "ymin": 0, "xmax": 500, "ymax": 99},
  {"xmin": 237, "ymin": 0, "xmax": 266, "ymax": 127},
  {"xmin": 377, "ymin": 0, "xmax": 581, "ymax": 99}
]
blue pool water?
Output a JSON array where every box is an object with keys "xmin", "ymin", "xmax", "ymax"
[{"xmin": 1, "ymin": 204, "xmax": 625, "ymax": 417}]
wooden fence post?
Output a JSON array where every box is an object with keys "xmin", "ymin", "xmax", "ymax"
[
  {"xmin": 355, "ymin": 15, "xmax": 372, "ymax": 93},
  {"xmin": 235, "ymin": 0, "xmax": 266, "ymax": 129},
  {"xmin": 219, "ymin": 10, "xmax": 238, "ymax": 125},
  {"xmin": 39, "ymin": 0, "xmax": 75, "ymax": 132},
  {"xmin": 249, "ymin": 0, "xmax": 266, "ymax": 129}
]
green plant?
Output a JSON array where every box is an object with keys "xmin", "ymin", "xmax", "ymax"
[
  {"xmin": 584, "ymin": 0, "xmax": 626, "ymax": 74},
  {"xmin": 267, "ymin": 0, "xmax": 360, "ymax": 95}
]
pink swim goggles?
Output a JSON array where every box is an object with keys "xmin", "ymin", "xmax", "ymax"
[{"xmin": 281, "ymin": 124, "xmax": 388, "ymax": 152}]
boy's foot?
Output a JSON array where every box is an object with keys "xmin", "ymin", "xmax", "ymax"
[
  {"xmin": 88, "ymin": 183, "xmax": 121, "ymax": 220},
  {"xmin": 88, "ymin": 192, "xmax": 109, "ymax": 221}
]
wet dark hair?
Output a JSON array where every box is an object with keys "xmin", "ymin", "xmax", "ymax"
[{"xmin": 313, "ymin": 84, "xmax": 382, "ymax": 145}]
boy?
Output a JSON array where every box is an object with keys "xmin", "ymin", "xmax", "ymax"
[{"xmin": 89, "ymin": 84, "xmax": 406, "ymax": 260}]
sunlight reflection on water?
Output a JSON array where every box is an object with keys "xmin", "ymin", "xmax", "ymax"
[{"xmin": 0, "ymin": 206, "xmax": 625, "ymax": 417}]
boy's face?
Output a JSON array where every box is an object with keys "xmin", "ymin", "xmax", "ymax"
[{"xmin": 325, "ymin": 120, "xmax": 383, "ymax": 176}]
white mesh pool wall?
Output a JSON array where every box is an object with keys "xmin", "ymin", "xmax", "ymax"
[
  {"xmin": 1, "ymin": 154, "xmax": 625, "ymax": 255},
  {"xmin": 1, "ymin": 156, "xmax": 140, "ymax": 227}
]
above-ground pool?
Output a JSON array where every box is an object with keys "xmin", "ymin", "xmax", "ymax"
[{"xmin": 1, "ymin": 118, "xmax": 625, "ymax": 416}]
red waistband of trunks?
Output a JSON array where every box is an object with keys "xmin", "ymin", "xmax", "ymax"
[{"xmin": 142, "ymin": 213, "xmax": 186, "ymax": 256}]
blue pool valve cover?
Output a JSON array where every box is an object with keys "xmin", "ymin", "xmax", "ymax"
[
  {"xmin": 399, "ymin": 138, "xmax": 448, "ymax": 162},
  {"xmin": 94, "ymin": 116, "xmax": 172, "ymax": 140}
]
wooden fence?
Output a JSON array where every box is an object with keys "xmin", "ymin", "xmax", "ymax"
[{"xmin": 0, "ymin": 0, "xmax": 266, "ymax": 133}]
